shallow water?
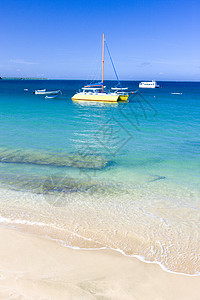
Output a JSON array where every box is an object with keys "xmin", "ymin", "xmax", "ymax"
[{"xmin": 0, "ymin": 80, "xmax": 200, "ymax": 274}]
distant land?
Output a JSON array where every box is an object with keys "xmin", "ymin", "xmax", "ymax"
[
  {"xmin": 0, "ymin": 77, "xmax": 48, "ymax": 80},
  {"xmin": 0, "ymin": 77, "xmax": 199, "ymax": 82}
]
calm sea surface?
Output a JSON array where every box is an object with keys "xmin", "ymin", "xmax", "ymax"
[{"xmin": 0, "ymin": 80, "xmax": 200, "ymax": 274}]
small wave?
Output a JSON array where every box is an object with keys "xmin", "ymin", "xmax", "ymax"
[
  {"xmin": 171, "ymin": 93, "xmax": 183, "ymax": 95},
  {"xmin": 0, "ymin": 214, "xmax": 47, "ymax": 227},
  {"xmin": 0, "ymin": 214, "xmax": 199, "ymax": 277}
]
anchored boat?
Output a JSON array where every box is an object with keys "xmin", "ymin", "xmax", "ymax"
[
  {"xmin": 139, "ymin": 80, "xmax": 159, "ymax": 88},
  {"xmin": 45, "ymin": 95, "xmax": 58, "ymax": 99},
  {"xmin": 72, "ymin": 34, "xmax": 128, "ymax": 103},
  {"xmin": 73, "ymin": 86, "xmax": 119, "ymax": 102},
  {"xmin": 34, "ymin": 89, "xmax": 61, "ymax": 95}
]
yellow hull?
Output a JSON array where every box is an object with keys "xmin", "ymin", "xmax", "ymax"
[
  {"xmin": 72, "ymin": 93, "xmax": 119, "ymax": 102},
  {"xmin": 118, "ymin": 94, "xmax": 129, "ymax": 101}
]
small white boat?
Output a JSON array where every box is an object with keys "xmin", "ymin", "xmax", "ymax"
[
  {"xmin": 34, "ymin": 89, "xmax": 46, "ymax": 94},
  {"xmin": 45, "ymin": 95, "xmax": 58, "ymax": 99},
  {"xmin": 34, "ymin": 89, "xmax": 61, "ymax": 95},
  {"xmin": 139, "ymin": 80, "xmax": 159, "ymax": 88}
]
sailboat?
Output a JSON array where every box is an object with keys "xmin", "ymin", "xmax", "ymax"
[{"xmin": 72, "ymin": 34, "xmax": 129, "ymax": 103}]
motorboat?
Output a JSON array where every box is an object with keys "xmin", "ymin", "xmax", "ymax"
[
  {"xmin": 139, "ymin": 80, "xmax": 159, "ymax": 88},
  {"xmin": 45, "ymin": 95, "xmax": 58, "ymax": 99},
  {"xmin": 34, "ymin": 89, "xmax": 61, "ymax": 95}
]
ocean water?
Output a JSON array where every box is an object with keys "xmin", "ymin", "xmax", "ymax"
[{"xmin": 0, "ymin": 79, "xmax": 200, "ymax": 275}]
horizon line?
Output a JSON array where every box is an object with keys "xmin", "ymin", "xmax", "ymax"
[{"xmin": 1, "ymin": 77, "xmax": 200, "ymax": 83}]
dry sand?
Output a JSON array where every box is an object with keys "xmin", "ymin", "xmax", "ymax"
[{"xmin": 0, "ymin": 226, "xmax": 199, "ymax": 300}]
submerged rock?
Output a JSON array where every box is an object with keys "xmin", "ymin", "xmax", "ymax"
[
  {"xmin": 0, "ymin": 173, "xmax": 125, "ymax": 199},
  {"xmin": 149, "ymin": 175, "xmax": 166, "ymax": 182},
  {"xmin": 0, "ymin": 147, "xmax": 108, "ymax": 170}
]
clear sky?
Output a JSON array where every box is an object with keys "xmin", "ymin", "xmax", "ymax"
[{"xmin": 0, "ymin": 0, "xmax": 200, "ymax": 81}]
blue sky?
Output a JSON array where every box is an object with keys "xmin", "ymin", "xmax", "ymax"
[{"xmin": 0, "ymin": 0, "xmax": 200, "ymax": 81}]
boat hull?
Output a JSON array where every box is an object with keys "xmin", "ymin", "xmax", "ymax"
[
  {"xmin": 118, "ymin": 94, "xmax": 129, "ymax": 101},
  {"xmin": 35, "ymin": 90, "xmax": 60, "ymax": 95},
  {"xmin": 72, "ymin": 93, "xmax": 119, "ymax": 102},
  {"xmin": 139, "ymin": 86, "xmax": 159, "ymax": 88},
  {"xmin": 139, "ymin": 81, "xmax": 159, "ymax": 88},
  {"xmin": 45, "ymin": 95, "xmax": 58, "ymax": 99}
]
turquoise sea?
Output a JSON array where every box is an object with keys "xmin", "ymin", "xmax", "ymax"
[{"xmin": 0, "ymin": 80, "xmax": 200, "ymax": 274}]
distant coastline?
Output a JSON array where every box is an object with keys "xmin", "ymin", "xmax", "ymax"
[
  {"xmin": 0, "ymin": 77, "xmax": 48, "ymax": 80},
  {"xmin": 0, "ymin": 77, "xmax": 199, "ymax": 83}
]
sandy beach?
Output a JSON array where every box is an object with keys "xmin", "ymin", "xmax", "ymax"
[
  {"xmin": 1, "ymin": 0, "xmax": 200, "ymax": 296},
  {"xmin": 0, "ymin": 226, "xmax": 199, "ymax": 299}
]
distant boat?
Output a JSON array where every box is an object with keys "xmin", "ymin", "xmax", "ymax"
[
  {"xmin": 139, "ymin": 80, "xmax": 159, "ymax": 88},
  {"xmin": 34, "ymin": 89, "xmax": 46, "ymax": 94},
  {"xmin": 72, "ymin": 34, "xmax": 128, "ymax": 103},
  {"xmin": 34, "ymin": 89, "xmax": 61, "ymax": 95},
  {"xmin": 45, "ymin": 95, "xmax": 58, "ymax": 99}
]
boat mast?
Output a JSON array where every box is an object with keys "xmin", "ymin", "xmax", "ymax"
[{"xmin": 102, "ymin": 33, "xmax": 105, "ymax": 92}]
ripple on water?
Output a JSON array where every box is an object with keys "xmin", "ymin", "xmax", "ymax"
[{"xmin": 0, "ymin": 178, "xmax": 199, "ymax": 275}]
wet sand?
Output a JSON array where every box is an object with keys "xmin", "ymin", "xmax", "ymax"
[{"xmin": 0, "ymin": 226, "xmax": 199, "ymax": 299}]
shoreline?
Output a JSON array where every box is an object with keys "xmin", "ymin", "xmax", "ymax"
[
  {"xmin": 0, "ymin": 180, "xmax": 200, "ymax": 276},
  {"xmin": 1, "ymin": 216, "xmax": 199, "ymax": 277},
  {"xmin": 0, "ymin": 225, "xmax": 200, "ymax": 299}
]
